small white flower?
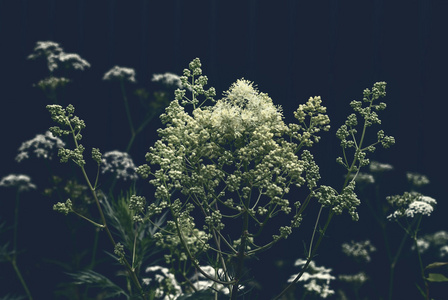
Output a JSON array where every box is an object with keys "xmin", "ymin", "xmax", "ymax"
[
  {"xmin": 0, "ymin": 174, "xmax": 36, "ymax": 192},
  {"xmin": 52, "ymin": 52, "xmax": 91, "ymax": 71},
  {"xmin": 103, "ymin": 66, "xmax": 136, "ymax": 83},
  {"xmin": 369, "ymin": 161, "xmax": 393, "ymax": 172},
  {"xmin": 341, "ymin": 240, "xmax": 376, "ymax": 263},
  {"xmin": 16, "ymin": 131, "xmax": 65, "ymax": 162},
  {"xmin": 406, "ymin": 172, "xmax": 430, "ymax": 187},
  {"xmin": 190, "ymin": 265, "xmax": 233, "ymax": 295},
  {"xmin": 412, "ymin": 238, "xmax": 430, "ymax": 253},
  {"xmin": 288, "ymin": 259, "xmax": 335, "ymax": 298},
  {"xmin": 152, "ymin": 73, "xmax": 183, "ymax": 88},
  {"xmin": 352, "ymin": 172, "xmax": 375, "ymax": 184},
  {"xmin": 101, "ymin": 151, "xmax": 138, "ymax": 180},
  {"xmin": 27, "ymin": 41, "xmax": 63, "ymax": 60},
  {"xmin": 440, "ymin": 245, "xmax": 448, "ymax": 258},
  {"xmin": 143, "ymin": 266, "xmax": 183, "ymax": 299},
  {"xmin": 338, "ymin": 272, "xmax": 368, "ymax": 285},
  {"xmin": 27, "ymin": 41, "xmax": 90, "ymax": 72}
]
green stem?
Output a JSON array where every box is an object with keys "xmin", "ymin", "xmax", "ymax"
[
  {"xmin": 11, "ymin": 191, "xmax": 33, "ymax": 300},
  {"xmin": 388, "ymin": 221, "xmax": 414, "ymax": 300},
  {"xmin": 11, "ymin": 259, "xmax": 33, "ymax": 300},
  {"xmin": 231, "ymin": 203, "xmax": 250, "ymax": 300}
]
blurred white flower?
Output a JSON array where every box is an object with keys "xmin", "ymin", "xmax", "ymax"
[
  {"xmin": 190, "ymin": 265, "xmax": 234, "ymax": 295},
  {"xmin": 288, "ymin": 259, "xmax": 335, "ymax": 298},
  {"xmin": 351, "ymin": 172, "xmax": 375, "ymax": 184},
  {"xmin": 369, "ymin": 161, "xmax": 393, "ymax": 173},
  {"xmin": 412, "ymin": 231, "xmax": 448, "ymax": 257},
  {"xmin": 101, "ymin": 151, "xmax": 138, "ymax": 180},
  {"xmin": 406, "ymin": 172, "xmax": 430, "ymax": 187},
  {"xmin": 27, "ymin": 41, "xmax": 90, "ymax": 72},
  {"xmin": 27, "ymin": 41, "xmax": 63, "ymax": 60},
  {"xmin": 413, "ymin": 238, "xmax": 430, "ymax": 253},
  {"xmin": 440, "ymin": 245, "xmax": 448, "ymax": 258},
  {"xmin": 143, "ymin": 266, "xmax": 182, "ymax": 300},
  {"xmin": 16, "ymin": 131, "xmax": 65, "ymax": 162},
  {"xmin": 341, "ymin": 240, "xmax": 376, "ymax": 263},
  {"xmin": 152, "ymin": 73, "xmax": 183, "ymax": 88},
  {"xmin": 0, "ymin": 174, "xmax": 36, "ymax": 192},
  {"xmin": 103, "ymin": 66, "xmax": 136, "ymax": 83},
  {"xmin": 52, "ymin": 52, "xmax": 90, "ymax": 71},
  {"xmin": 338, "ymin": 272, "xmax": 368, "ymax": 286}
]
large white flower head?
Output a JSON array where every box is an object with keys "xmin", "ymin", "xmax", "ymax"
[
  {"xmin": 387, "ymin": 192, "xmax": 436, "ymax": 220},
  {"xmin": 16, "ymin": 131, "xmax": 66, "ymax": 162},
  {"xmin": 103, "ymin": 66, "xmax": 136, "ymax": 83},
  {"xmin": 101, "ymin": 150, "xmax": 138, "ymax": 180},
  {"xmin": 288, "ymin": 259, "xmax": 335, "ymax": 298},
  {"xmin": 0, "ymin": 174, "xmax": 36, "ymax": 192},
  {"xmin": 212, "ymin": 79, "xmax": 286, "ymax": 140}
]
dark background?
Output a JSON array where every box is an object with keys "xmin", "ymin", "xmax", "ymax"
[{"xmin": 0, "ymin": 0, "xmax": 447, "ymax": 299}]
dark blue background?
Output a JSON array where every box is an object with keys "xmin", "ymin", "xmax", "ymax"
[{"xmin": 1, "ymin": 0, "xmax": 447, "ymax": 299}]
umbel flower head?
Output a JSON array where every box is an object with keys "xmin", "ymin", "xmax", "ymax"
[
  {"xmin": 151, "ymin": 72, "xmax": 183, "ymax": 88},
  {"xmin": 27, "ymin": 41, "xmax": 90, "ymax": 72},
  {"xmin": 387, "ymin": 192, "xmax": 436, "ymax": 219},
  {"xmin": 0, "ymin": 174, "xmax": 36, "ymax": 192},
  {"xmin": 103, "ymin": 66, "xmax": 136, "ymax": 83},
  {"xmin": 16, "ymin": 131, "xmax": 65, "ymax": 162},
  {"xmin": 288, "ymin": 259, "xmax": 335, "ymax": 298},
  {"xmin": 101, "ymin": 150, "xmax": 138, "ymax": 181}
]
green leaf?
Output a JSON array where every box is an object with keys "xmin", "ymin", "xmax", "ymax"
[
  {"xmin": 425, "ymin": 262, "xmax": 448, "ymax": 270},
  {"xmin": 426, "ymin": 273, "xmax": 448, "ymax": 282}
]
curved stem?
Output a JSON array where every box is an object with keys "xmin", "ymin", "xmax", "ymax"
[{"xmin": 273, "ymin": 211, "xmax": 334, "ymax": 300}]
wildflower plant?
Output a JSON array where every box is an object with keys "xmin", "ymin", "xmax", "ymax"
[{"xmin": 133, "ymin": 58, "xmax": 394, "ymax": 299}]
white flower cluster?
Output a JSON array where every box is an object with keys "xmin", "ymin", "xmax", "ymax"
[
  {"xmin": 143, "ymin": 266, "xmax": 183, "ymax": 300},
  {"xmin": 387, "ymin": 192, "xmax": 436, "ymax": 220},
  {"xmin": 338, "ymin": 272, "xmax": 368, "ymax": 286},
  {"xmin": 341, "ymin": 240, "xmax": 376, "ymax": 263},
  {"xmin": 369, "ymin": 161, "xmax": 393, "ymax": 173},
  {"xmin": 412, "ymin": 231, "xmax": 448, "ymax": 258},
  {"xmin": 28, "ymin": 41, "xmax": 90, "ymax": 72},
  {"xmin": 0, "ymin": 174, "xmax": 36, "ymax": 192},
  {"xmin": 406, "ymin": 172, "xmax": 430, "ymax": 187},
  {"xmin": 190, "ymin": 265, "xmax": 236, "ymax": 295},
  {"xmin": 350, "ymin": 172, "xmax": 375, "ymax": 184},
  {"xmin": 101, "ymin": 151, "xmax": 138, "ymax": 180},
  {"xmin": 152, "ymin": 72, "xmax": 182, "ymax": 88},
  {"xmin": 103, "ymin": 66, "xmax": 136, "ymax": 83},
  {"xmin": 288, "ymin": 259, "xmax": 335, "ymax": 298},
  {"xmin": 16, "ymin": 131, "xmax": 66, "ymax": 162}
]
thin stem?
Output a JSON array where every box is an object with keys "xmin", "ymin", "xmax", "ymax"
[
  {"xmin": 11, "ymin": 259, "xmax": 33, "ymax": 300},
  {"xmin": 11, "ymin": 191, "xmax": 33, "ymax": 300},
  {"xmin": 388, "ymin": 220, "xmax": 415, "ymax": 300},
  {"xmin": 308, "ymin": 205, "xmax": 323, "ymax": 257}
]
